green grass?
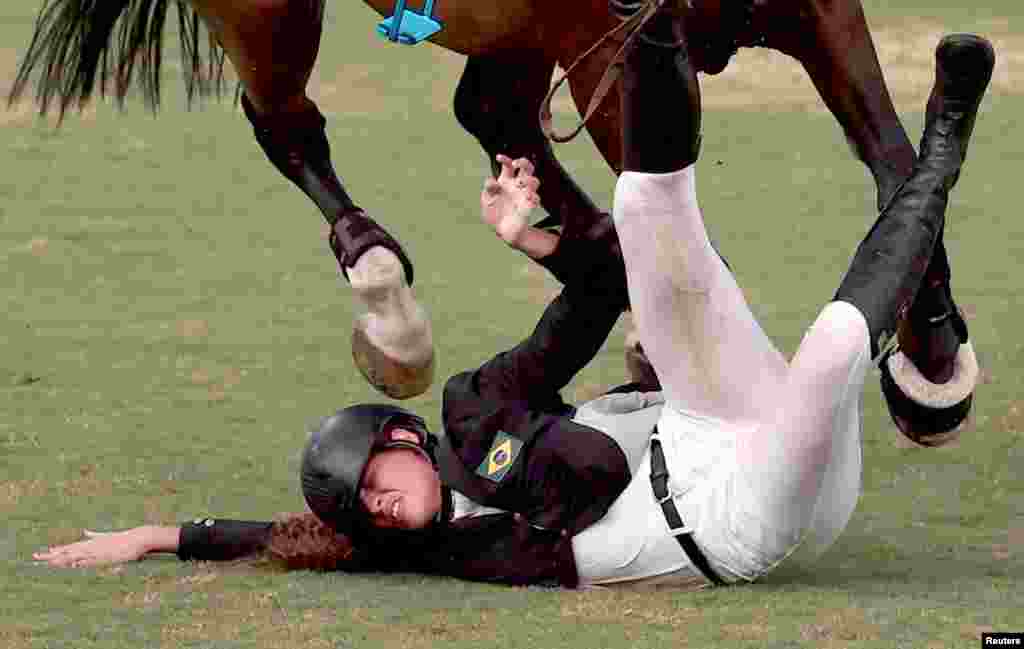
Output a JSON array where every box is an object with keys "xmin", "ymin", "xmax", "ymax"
[{"xmin": 2, "ymin": 0, "xmax": 1022, "ymax": 647}]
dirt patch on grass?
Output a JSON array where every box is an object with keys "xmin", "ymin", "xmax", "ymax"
[
  {"xmin": 177, "ymin": 319, "xmax": 209, "ymax": 339},
  {"xmin": 184, "ymin": 362, "xmax": 247, "ymax": 403},
  {"xmin": 798, "ymin": 607, "xmax": 881, "ymax": 647},
  {"xmin": 960, "ymin": 623, "xmax": 996, "ymax": 641},
  {"xmin": 2, "ymin": 465, "xmax": 154, "ymax": 513},
  {"xmin": 560, "ymin": 590, "xmax": 702, "ymax": 628},
  {"xmin": 721, "ymin": 607, "xmax": 773, "ymax": 641},
  {"xmin": 994, "ymin": 526, "xmax": 1024, "ymax": 560},
  {"xmin": 0, "ymin": 624, "xmax": 36, "ymax": 649},
  {"xmin": 224, "ymin": 367, "xmax": 243, "ymax": 388},
  {"xmin": 7, "ymin": 237, "xmax": 51, "ymax": 257},
  {"xmin": 113, "ymin": 567, "xmax": 339, "ymax": 648},
  {"xmin": 1010, "ymin": 527, "xmax": 1024, "ymax": 546},
  {"xmin": 346, "ymin": 609, "xmax": 504, "ymax": 648},
  {"xmin": 189, "ymin": 365, "xmax": 245, "ymax": 401},
  {"xmin": 159, "ymin": 590, "xmax": 338, "ymax": 649},
  {"xmin": 1, "ymin": 469, "xmax": 117, "ymax": 508},
  {"xmin": 0, "ymin": 480, "xmax": 47, "ymax": 507},
  {"xmin": 998, "ymin": 403, "xmax": 1024, "ymax": 435}
]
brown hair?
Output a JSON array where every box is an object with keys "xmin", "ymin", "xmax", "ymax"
[{"xmin": 264, "ymin": 511, "xmax": 360, "ymax": 572}]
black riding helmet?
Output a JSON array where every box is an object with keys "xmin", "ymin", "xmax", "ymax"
[{"xmin": 300, "ymin": 403, "xmax": 438, "ymax": 535}]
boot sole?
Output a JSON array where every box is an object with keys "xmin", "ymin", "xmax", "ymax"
[{"xmin": 936, "ymin": 34, "xmax": 995, "ymax": 100}]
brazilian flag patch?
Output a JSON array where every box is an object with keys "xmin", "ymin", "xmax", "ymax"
[{"xmin": 475, "ymin": 431, "xmax": 522, "ymax": 483}]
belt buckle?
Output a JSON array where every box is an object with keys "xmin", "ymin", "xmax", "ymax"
[{"xmin": 667, "ymin": 523, "xmax": 693, "ymax": 537}]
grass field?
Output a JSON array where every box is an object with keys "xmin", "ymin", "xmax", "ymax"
[{"xmin": 1, "ymin": 0, "xmax": 1022, "ymax": 647}]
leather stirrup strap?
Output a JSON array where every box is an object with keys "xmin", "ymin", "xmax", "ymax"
[{"xmin": 539, "ymin": 0, "xmax": 665, "ymax": 144}]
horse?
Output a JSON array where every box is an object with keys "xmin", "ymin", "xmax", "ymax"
[{"xmin": 8, "ymin": 0, "xmax": 918, "ymax": 399}]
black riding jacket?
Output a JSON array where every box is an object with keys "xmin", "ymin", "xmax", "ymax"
[{"xmin": 177, "ymin": 220, "xmax": 637, "ymax": 588}]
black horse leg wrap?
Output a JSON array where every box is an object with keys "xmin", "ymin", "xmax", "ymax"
[
  {"xmin": 241, "ymin": 93, "xmax": 356, "ymax": 217},
  {"xmin": 329, "ymin": 210, "xmax": 416, "ymax": 285},
  {"xmin": 241, "ymin": 94, "xmax": 414, "ymax": 285}
]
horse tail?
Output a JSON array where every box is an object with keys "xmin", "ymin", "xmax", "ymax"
[{"xmin": 8, "ymin": 0, "xmax": 228, "ymax": 119}]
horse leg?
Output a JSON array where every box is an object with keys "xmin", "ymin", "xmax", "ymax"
[
  {"xmin": 190, "ymin": 0, "xmax": 434, "ymax": 399},
  {"xmin": 454, "ymin": 54, "xmax": 610, "ymax": 236},
  {"xmin": 770, "ymin": 0, "xmax": 915, "ymax": 211}
]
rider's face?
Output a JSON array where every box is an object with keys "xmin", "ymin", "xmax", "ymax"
[{"xmin": 358, "ymin": 428, "xmax": 441, "ymax": 530}]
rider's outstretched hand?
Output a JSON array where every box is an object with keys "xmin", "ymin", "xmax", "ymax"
[
  {"xmin": 33, "ymin": 526, "xmax": 179, "ymax": 568},
  {"xmin": 480, "ymin": 155, "xmax": 556, "ymax": 258}
]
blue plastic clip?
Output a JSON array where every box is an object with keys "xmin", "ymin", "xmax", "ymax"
[{"xmin": 377, "ymin": 0, "xmax": 443, "ymax": 45}]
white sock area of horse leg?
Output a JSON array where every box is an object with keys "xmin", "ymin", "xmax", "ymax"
[
  {"xmin": 347, "ymin": 246, "xmax": 405, "ymax": 295},
  {"xmin": 348, "ymin": 246, "xmax": 432, "ymax": 364}
]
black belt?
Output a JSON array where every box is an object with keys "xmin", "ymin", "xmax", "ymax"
[{"xmin": 649, "ymin": 433, "xmax": 726, "ymax": 586}]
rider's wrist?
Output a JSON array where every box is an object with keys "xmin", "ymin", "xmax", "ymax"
[{"xmin": 141, "ymin": 525, "xmax": 181, "ymax": 554}]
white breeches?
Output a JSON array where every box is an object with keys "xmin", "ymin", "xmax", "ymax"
[{"xmin": 611, "ymin": 168, "xmax": 873, "ymax": 581}]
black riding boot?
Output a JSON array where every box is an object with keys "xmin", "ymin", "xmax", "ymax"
[
  {"xmin": 834, "ymin": 34, "xmax": 994, "ymax": 361},
  {"xmin": 619, "ymin": 10, "xmax": 701, "ymax": 174},
  {"xmin": 617, "ymin": 8, "xmax": 737, "ymax": 276},
  {"xmin": 241, "ymin": 94, "xmax": 415, "ymax": 285},
  {"xmin": 895, "ymin": 33, "xmax": 995, "ymax": 370},
  {"xmin": 876, "ymin": 34, "xmax": 994, "ymax": 445}
]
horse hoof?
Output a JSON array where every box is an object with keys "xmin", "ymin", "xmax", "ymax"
[
  {"xmin": 351, "ymin": 323, "xmax": 435, "ymax": 400},
  {"xmin": 347, "ymin": 246, "xmax": 435, "ymax": 399}
]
